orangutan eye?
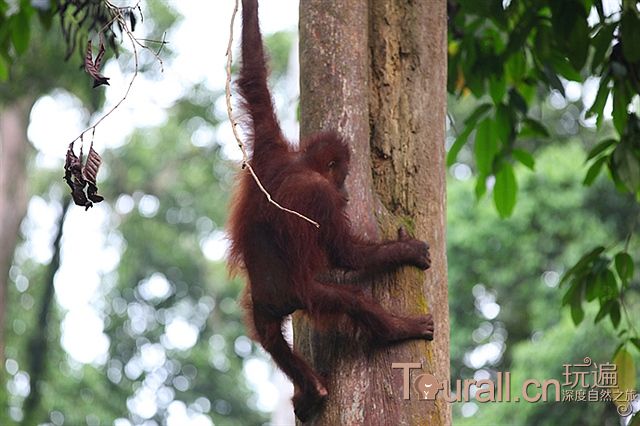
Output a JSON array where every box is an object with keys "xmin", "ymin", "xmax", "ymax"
[{"xmin": 328, "ymin": 161, "xmax": 336, "ymax": 169}]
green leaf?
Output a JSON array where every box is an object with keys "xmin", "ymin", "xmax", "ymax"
[
  {"xmin": 612, "ymin": 83, "xmax": 630, "ymax": 135},
  {"xmin": 506, "ymin": 53, "xmax": 526, "ymax": 83},
  {"xmin": 447, "ymin": 126, "xmax": 473, "ymax": 167},
  {"xmin": 586, "ymin": 138, "xmax": 617, "ymax": 161},
  {"xmin": 594, "ymin": 300, "xmax": 614, "ymax": 323},
  {"xmin": 475, "ymin": 173, "xmax": 487, "ymax": 199},
  {"xmin": 534, "ymin": 24, "xmax": 553, "ymax": 61},
  {"xmin": 37, "ymin": 7, "xmax": 55, "ymax": 30},
  {"xmin": 570, "ymin": 293, "xmax": 585, "ymax": 325},
  {"xmin": 474, "ymin": 119, "xmax": 498, "ymax": 175},
  {"xmin": 609, "ymin": 300, "xmax": 621, "ymax": 328},
  {"xmin": 614, "ymin": 252, "xmax": 634, "ymax": 285},
  {"xmin": 611, "ymin": 61, "xmax": 628, "ymax": 79},
  {"xmin": 504, "ymin": 13, "xmax": 537, "ymax": 57},
  {"xmin": 0, "ymin": 54, "xmax": 7, "ymax": 81},
  {"xmin": 512, "ymin": 149, "xmax": 535, "ymax": 170},
  {"xmin": 560, "ymin": 246, "xmax": 606, "ymax": 286},
  {"xmin": 521, "ymin": 118, "xmax": 550, "ymax": 138},
  {"xmin": 591, "ymin": 24, "xmax": 615, "ymax": 73},
  {"xmin": 601, "ymin": 268, "xmax": 619, "ymax": 300},
  {"xmin": 508, "ymin": 88, "xmax": 528, "ymax": 114},
  {"xmin": 493, "ymin": 163, "xmax": 517, "ymax": 218},
  {"xmin": 631, "ymin": 338, "xmax": 640, "ymax": 352},
  {"xmin": 550, "ymin": 1, "xmax": 590, "ymax": 71},
  {"xmin": 551, "ymin": 55, "xmax": 583, "ymax": 81},
  {"xmin": 494, "ymin": 104, "xmax": 513, "ymax": 145},
  {"xmin": 621, "ymin": 11, "xmax": 640, "ymax": 62},
  {"xmin": 464, "ymin": 103, "xmax": 493, "ymax": 126},
  {"xmin": 612, "ymin": 140, "xmax": 640, "ymax": 193},
  {"xmin": 566, "ymin": 17, "xmax": 589, "ymax": 70},
  {"xmin": 562, "ymin": 282, "xmax": 576, "ymax": 306},
  {"xmin": 550, "ymin": 1, "xmax": 581, "ymax": 41},
  {"xmin": 586, "ymin": 76, "xmax": 610, "ymax": 127},
  {"xmin": 543, "ymin": 65, "xmax": 565, "ymax": 96},
  {"xmin": 10, "ymin": 11, "xmax": 30, "ymax": 55},
  {"xmin": 585, "ymin": 273, "xmax": 600, "ymax": 301},
  {"xmin": 613, "ymin": 347, "xmax": 636, "ymax": 412},
  {"xmin": 447, "ymin": 104, "xmax": 494, "ymax": 167},
  {"xmin": 489, "ymin": 76, "xmax": 506, "ymax": 103},
  {"xmin": 583, "ymin": 156, "xmax": 607, "ymax": 186}
]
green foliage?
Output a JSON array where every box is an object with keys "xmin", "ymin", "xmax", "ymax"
[
  {"xmin": 448, "ymin": 0, "xmax": 640, "ymax": 215},
  {"xmin": 0, "ymin": 1, "xmax": 39, "ymax": 82},
  {"xmin": 9, "ymin": 6, "xmax": 32, "ymax": 55},
  {"xmin": 610, "ymin": 114, "xmax": 640, "ymax": 193},
  {"xmin": 493, "ymin": 162, "xmax": 517, "ymax": 218},
  {"xmin": 0, "ymin": 0, "xmax": 152, "ymax": 98},
  {"xmin": 449, "ymin": 143, "xmax": 640, "ymax": 424},
  {"xmin": 0, "ymin": 16, "xmax": 103, "ymax": 109},
  {"xmin": 449, "ymin": 2, "xmax": 640, "ymax": 394},
  {"xmin": 560, "ymin": 241, "xmax": 638, "ymax": 355}
]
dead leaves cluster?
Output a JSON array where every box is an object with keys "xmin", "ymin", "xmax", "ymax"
[
  {"xmin": 63, "ymin": 5, "xmax": 158, "ymax": 211},
  {"xmin": 64, "ymin": 142, "xmax": 104, "ymax": 210}
]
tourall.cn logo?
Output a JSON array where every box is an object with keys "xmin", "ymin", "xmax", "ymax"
[{"xmin": 392, "ymin": 359, "xmax": 637, "ymax": 417}]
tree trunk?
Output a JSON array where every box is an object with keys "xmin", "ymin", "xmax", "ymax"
[
  {"xmin": 296, "ymin": 0, "xmax": 449, "ymax": 425},
  {"xmin": 0, "ymin": 98, "xmax": 33, "ymax": 367},
  {"xmin": 21, "ymin": 198, "xmax": 70, "ymax": 426}
]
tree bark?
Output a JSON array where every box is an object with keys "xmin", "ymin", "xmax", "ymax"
[
  {"xmin": 0, "ymin": 98, "xmax": 33, "ymax": 367},
  {"xmin": 297, "ymin": 0, "xmax": 449, "ymax": 425}
]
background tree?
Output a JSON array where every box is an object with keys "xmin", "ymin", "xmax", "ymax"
[{"xmin": 295, "ymin": 0, "xmax": 449, "ymax": 424}]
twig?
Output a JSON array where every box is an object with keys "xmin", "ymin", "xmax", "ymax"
[
  {"xmin": 224, "ymin": 0, "xmax": 320, "ymax": 228},
  {"xmin": 69, "ymin": 1, "xmax": 164, "ymax": 149}
]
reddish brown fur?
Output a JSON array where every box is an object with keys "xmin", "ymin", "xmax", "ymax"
[{"xmin": 227, "ymin": 0, "xmax": 434, "ymax": 421}]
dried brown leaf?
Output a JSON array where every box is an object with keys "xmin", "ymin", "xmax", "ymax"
[
  {"xmin": 83, "ymin": 145, "xmax": 104, "ymax": 203},
  {"xmin": 87, "ymin": 183, "xmax": 104, "ymax": 203},
  {"xmin": 63, "ymin": 142, "xmax": 103, "ymax": 210},
  {"xmin": 82, "ymin": 145, "xmax": 102, "ymax": 184},
  {"xmin": 84, "ymin": 39, "xmax": 110, "ymax": 87},
  {"xmin": 95, "ymin": 36, "xmax": 106, "ymax": 69}
]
